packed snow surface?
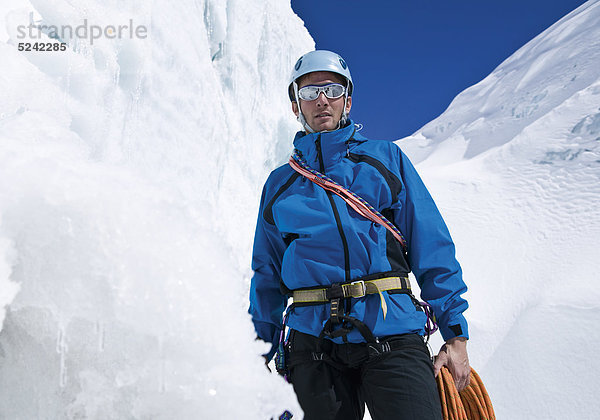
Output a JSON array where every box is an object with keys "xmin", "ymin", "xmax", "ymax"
[
  {"xmin": 398, "ymin": 1, "xmax": 600, "ymax": 418},
  {"xmin": 0, "ymin": 0, "xmax": 312, "ymax": 418},
  {"xmin": 1, "ymin": 0, "xmax": 599, "ymax": 418}
]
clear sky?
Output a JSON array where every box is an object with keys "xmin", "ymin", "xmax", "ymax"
[{"xmin": 291, "ymin": 0, "xmax": 589, "ymax": 140}]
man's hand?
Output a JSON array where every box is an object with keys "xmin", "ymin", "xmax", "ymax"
[{"xmin": 433, "ymin": 337, "xmax": 470, "ymax": 391}]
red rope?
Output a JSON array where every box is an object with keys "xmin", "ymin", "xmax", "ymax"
[{"xmin": 289, "ymin": 152, "xmax": 407, "ymax": 250}]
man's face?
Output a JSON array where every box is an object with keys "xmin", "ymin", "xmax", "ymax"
[{"xmin": 292, "ymin": 71, "xmax": 352, "ymax": 132}]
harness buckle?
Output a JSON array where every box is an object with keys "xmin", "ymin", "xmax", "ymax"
[
  {"xmin": 345, "ymin": 280, "xmax": 366, "ymax": 298},
  {"xmin": 330, "ymin": 298, "xmax": 341, "ymax": 323}
]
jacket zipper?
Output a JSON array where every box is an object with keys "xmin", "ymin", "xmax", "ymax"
[{"xmin": 316, "ymin": 135, "xmax": 351, "ymax": 282}]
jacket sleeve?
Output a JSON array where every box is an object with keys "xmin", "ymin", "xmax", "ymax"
[
  {"xmin": 248, "ymin": 181, "xmax": 288, "ymax": 360},
  {"xmin": 394, "ymin": 149, "xmax": 469, "ymax": 341}
]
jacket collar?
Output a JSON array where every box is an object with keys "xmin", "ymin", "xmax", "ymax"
[{"xmin": 292, "ymin": 120, "xmax": 359, "ymax": 172}]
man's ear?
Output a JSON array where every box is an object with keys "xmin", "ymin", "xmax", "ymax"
[
  {"xmin": 292, "ymin": 101, "xmax": 299, "ymax": 117},
  {"xmin": 345, "ymin": 96, "xmax": 352, "ymax": 114}
]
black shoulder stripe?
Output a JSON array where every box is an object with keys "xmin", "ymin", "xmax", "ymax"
[
  {"xmin": 346, "ymin": 153, "xmax": 402, "ymax": 204},
  {"xmin": 263, "ymin": 172, "xmax": 301, "ymax": 225}
]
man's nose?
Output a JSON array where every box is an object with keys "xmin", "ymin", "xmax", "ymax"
[{"xmin": 316, "ymin": 92, "xmax": 329, "ymax": 106}]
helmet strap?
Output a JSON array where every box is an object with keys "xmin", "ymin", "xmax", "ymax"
[
  {"xmin": 293, "ymin": 81, "xmax": 316, "ymax": 133},
  {"xmin": 338, "ymin": 79, "xmax": 350, "ymax": 129}
]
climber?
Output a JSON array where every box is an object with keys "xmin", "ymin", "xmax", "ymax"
[{"xmin": 249, "ymin": 50, "xmax": 470, "ymax": 420}]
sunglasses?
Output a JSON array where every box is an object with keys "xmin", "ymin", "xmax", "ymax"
[{"xmin": 297, "ymin": 83, "xmax": 346, "ymax": 101}]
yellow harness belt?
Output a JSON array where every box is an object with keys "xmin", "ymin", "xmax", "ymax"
[{"xmin": 292, "ymin": 276, "xmax": 410, "ymax": 320}]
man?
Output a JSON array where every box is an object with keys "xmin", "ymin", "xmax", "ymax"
[{"xmin": 249, "ymin": 50, "xmax": 470, "ymax": 419}]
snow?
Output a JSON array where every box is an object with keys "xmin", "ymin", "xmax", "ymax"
[
  {"xmin": 1, "ymin": 0, "xmax": 598, "ymax": 418},
  {"xmin": 0, "ymin": 0, "xmax": 312, "ymax": 418},
  {"xmin": 397, "ymin": 1, "xmax": 600, "ymax": 418}
]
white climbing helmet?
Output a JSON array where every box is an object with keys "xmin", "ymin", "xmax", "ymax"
[{"xmin": 288, "ymin": 50, "xmax": 353, "ymax": 100}]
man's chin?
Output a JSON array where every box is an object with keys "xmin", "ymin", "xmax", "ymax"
[{"xmin": 312, "ymin": 120, "xmax": 339, "ymax": 132}]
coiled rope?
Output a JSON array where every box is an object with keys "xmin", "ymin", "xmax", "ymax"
[{"xmin": 437, "ymin": 367, "xmax": 495, "ymax": 420}]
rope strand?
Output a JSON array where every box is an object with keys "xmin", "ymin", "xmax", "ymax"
[
  {"xmin": 290, "ymin": 150, "xmax": 407, "ymax": 250},
  {"xmin": 436, "ymin": 367, "xmax": 495, "ymax": 420}
]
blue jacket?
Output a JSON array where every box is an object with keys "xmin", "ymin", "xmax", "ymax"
[{"xmin": 249, "ymin": 121, "xmax": 468, "ymax": 358}]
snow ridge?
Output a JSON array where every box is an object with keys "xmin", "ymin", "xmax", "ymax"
[{"xmin": 398, "ymin": 1, "xmax": 600, "ymax": 418}]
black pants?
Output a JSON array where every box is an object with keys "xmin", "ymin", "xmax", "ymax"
[{"xmin": 287, "ymin": 330, "xmax": 442, "ymax": 420}]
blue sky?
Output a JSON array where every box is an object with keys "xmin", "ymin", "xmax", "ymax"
[{"xmin": 291, "ymin": 0, "xmax": 588, "ymax": 140}]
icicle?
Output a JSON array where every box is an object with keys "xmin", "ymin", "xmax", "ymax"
[
  {"xmin": 158, "ymin": 335, "xmax": 166, "ymax": 393},
  {"xmin": 96, "ymin": 320, "xmax": 105, "ymax": 352},
  {"xmin": 56, "ymin": 324, "xmax": 68, "ymax": 388},
  {"xmin": 160, "ymin": 358, "xmax": 166, "ymax": 394}
]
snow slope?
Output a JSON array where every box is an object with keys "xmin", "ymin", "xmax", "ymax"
[
  {"xmin": 398, "ymin": 1, "xmax": 600, "ymax": 418},
  {"xmin": 0, "ymin": 0, "xmax": 312, "ymax": 418}
]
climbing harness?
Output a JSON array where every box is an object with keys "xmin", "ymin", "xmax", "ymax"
[
  {"xmin": 294, "ymin": 272, "xmax": 415, "ymax": 345},
  {"xmin": 420, "ymin": 300, "xmax": 439, "ymax": 343},
  {"xmin": 293, "ymin": 275, "xmax": 411, "ymax": 320},
  {"xmin": 274, "ymin": 310, "xmax": 291, "ymax": 382},
  {"xmin": 437, "ymin": 367, "xmax": 496, "ymax": 420}
]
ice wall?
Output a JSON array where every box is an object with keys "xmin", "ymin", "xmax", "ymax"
[
  {"xmin": 398, "ymin": 1, "xmax": 600, "ymax": 418},
  {"xmin": 0, "ymin": 0, "xmax": 313, "ymax": 418}
]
